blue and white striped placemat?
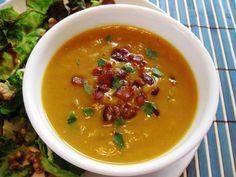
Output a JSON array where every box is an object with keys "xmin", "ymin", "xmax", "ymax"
[{"xmin": 148, "ymin": 0, "xmax": 236, "ymax": 177}]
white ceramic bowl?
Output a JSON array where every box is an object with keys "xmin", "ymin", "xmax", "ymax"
[{"xmin": 23, "ymin": 5, "xmax": 219, "ymax": 176}]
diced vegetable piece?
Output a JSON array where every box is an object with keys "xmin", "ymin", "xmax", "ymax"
[
  {"xmin": 67, "ymin": 111, "xmax": 77, "ymax": 124},
  {"xmin": 145, "ymin": 48, "xmax": 158, "ymax": 60},
  {"xmin": 83, "ymin": 82, "xmax": 93, "ymax": 94},
  {"xmin": 113, "ymin": 132, "xmax": 125, "ymax": 150},
  {"xmin": 82, "ymin": 107, "xmax": 94, "ymax": 117}
]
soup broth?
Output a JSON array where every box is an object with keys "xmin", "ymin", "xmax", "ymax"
[{"xmin": 42, "ymin": 25, "xmax": 198, "ymax": 163}]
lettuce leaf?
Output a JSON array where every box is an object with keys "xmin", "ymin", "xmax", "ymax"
[{"xmin": 27, "ymin": 0, "xmax": 55, "ymax": 14}]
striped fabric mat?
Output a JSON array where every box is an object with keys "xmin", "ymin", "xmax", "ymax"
[{"xmin": 148, "ymin": 0, "xmax": 236, "ymax": 177}]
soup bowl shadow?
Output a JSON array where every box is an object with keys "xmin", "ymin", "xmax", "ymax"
[{"xmin": 23, "ymin": 4, "xmax": 219, "ymax": 177}]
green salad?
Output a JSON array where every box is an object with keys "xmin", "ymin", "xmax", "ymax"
[{"xmin": 0, "ymin": 0, "xmax": 114, "ymax": 176}]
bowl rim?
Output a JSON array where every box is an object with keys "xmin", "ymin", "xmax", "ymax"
[{"xmin": 23, "ymin": 4, "xmax": 219, "ymax": 176}]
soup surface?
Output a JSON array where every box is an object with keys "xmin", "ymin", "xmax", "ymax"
[{"xmin": 42, "ymin": 25, "xmax": 197, "ymax": 163}]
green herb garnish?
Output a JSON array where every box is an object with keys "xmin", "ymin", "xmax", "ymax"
[
  {"xmin": 97, "ymin": 58, "xmax": 106, "ymax": 67},
  {"xmin": 113, "ymin": 132, "xmax": 125, "ymax": 150},
  {"xmin": 145, "ymin": 48, "xmax": 158, "ymax": 60},
  {"xmin": 152, "ymin": 68, "xmax": 163, "ymax": 77},
  {"xmin": 106, "ymin": 35, "xmax": 112, "ymax": 43},
  {"xmin": 122, "ymin": 64, "xmax": 135, "ymax": 73},
  {"xmin": 82, "ymin": 107, "xmax": 94, "ymax": 117},
  {"xmin": 143, "ymin": 101, "xmax": 158, "ymax": 117},
  {"xmin": 67, "ymin": 111, "xmax": 77, "ymax": 124},
  {"xmin": 114, "ymin": 117, "xmax": 125, "ymax": 128},
  {"xmin": 91, "ymin": 0, "xmax": 102, "ymax": 6},
  {"xmin": 83, "ymin": 82, "xmax": 93, "ymax": 94},
  {"xmin": 112, "ymin": 76, "xmax": 124, "ymax": 89}
]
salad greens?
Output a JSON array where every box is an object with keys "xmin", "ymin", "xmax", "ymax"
[{"xmin": 0, "ymin": 0, "xmax": 113, "ymax": 176}]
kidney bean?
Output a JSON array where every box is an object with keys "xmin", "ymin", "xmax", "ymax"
[
  {"xmin": 93, "ymin": 90, "xmax": 104, "ymax": 100},
  {"xmin": 115, "ymin": 85, "xmax": 134, "ymax": 101},
  {"xmin": 103, "ymin": 105, "xmax": 121, "ymax": 123},
  {"xmin": 133, "ymin": 79, "xmax": 146, "ymax": 88},
  {"xmin": 97, "ymin": 72, "xmax": 113, "ymax": 87},
  {"xmin": 128, "ymin": 54, "xmax": 146, "ymax": 67},
  {"xmin": 92, "ymin": 67, "xmax": 103, "ymax": 76},
  {"xmin": 140, "ymin": 73, "xmax": 154, "ymax": 85},
  {"xmin": 121, "ymin": 103, "xmax": 137, "ymax": 119},
  {"xmin": 111, "ymin": 48, "xmax": 130, "ymax": 62},
  {"xmin": 71, "ymin": 76, "xmax": 85, "ymax": 86},
  {"xmin": 98, "ymin": 84, "xmax": 110, "ymax": 92},
  {"xmin": 151, "ymin": 87, "xmax": 160, "ymax": 96},
  {"xmin": 115, "ymin": 69, "xmax": 127, "ymax": 79},
  {"xmin": 135, "ymin": 94, "xmax": 146, "ymax": 106}
]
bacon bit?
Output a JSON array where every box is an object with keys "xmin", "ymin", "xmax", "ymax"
[
  {"xmin": 135, "ymin": 94, "xmax": 147, "ymax": 106},
  {"xmin": 97, "ymin": 72, "xmax": 113, "ymax": 87},
  {"xmin": 121, "ymin": 103, "xmax": 137, "ymax": 119},
  {"xmin": 92, "ymin": 67, "xmax": 103, "ymax": 76},
  {"xmin": 115, "ymin": 85, "xmax": 134, "ymax": 101},
  {"xmin": 71, "ymin": 76, "xmax": 85, "ymax": 86},
  {"xmin": 111, "ymin": 48, "xmax": 130, "ymax": 62},
  {"xmin": 151, "ymin": 87, "xmax": 160, "ymax": 96},
  {"xmin": 103, "ymin": 105, "xmax": 120, "ymax": 123},
  {"xmin": 132, "ymin": 79, "xmax": 146, "ymax": 88},
  {"xmin": 140, "ymin": 73, "xmax": 154, "ymax": 85},
  {"xmin": 93, "ymin": 90, "xmax": 104, "ymax": 100}
]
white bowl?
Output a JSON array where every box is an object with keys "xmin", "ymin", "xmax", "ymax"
[{"xmin": 23, "ymin": 4, "xmax": 219, "ymax": 176}]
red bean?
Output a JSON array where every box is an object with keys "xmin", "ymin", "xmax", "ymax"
[
  {"xmin": 115, "ymin": 69, "xmax": 127, "ymax": 79},
  {"xmin": 98, "ymin": 84, "xmax": 110, "ymax": 92},
  {"xmin": 128, "ymin": 54, "xmax": 146, "ymax": 67},
  {"xmin": 71, "ymin": 76, "xmax": 85, "ymax": 86},
  {"xmin": 97, "ymin": 72, "xmax": 113, "ymax": 87},
  {"xmin": 115, "ymin": 85, "xmax": 134, "ymax": 101},
  {"xmin": 111, "ymin": 48, "xmax": 130, "ymax": 62},
  {"xmin": 140, "ymin": 73, "xmax": 154, "ymax": 85},
  {"xmin": 121, "ymin": 103, "xmax": 137, "ymax": 119}
]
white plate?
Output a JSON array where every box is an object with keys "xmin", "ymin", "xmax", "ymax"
[{"xmin": 0, "ymin": 1, "xmax": 194, "ymax": 177}]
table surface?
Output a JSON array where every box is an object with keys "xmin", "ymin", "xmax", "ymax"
[
  {"xmin": 0, "ymin": 0, "xmax": 235, "ymax": 177},
  {"xmin": 148, "ymin": 0, "xmax": 236, "ymax": 177}
]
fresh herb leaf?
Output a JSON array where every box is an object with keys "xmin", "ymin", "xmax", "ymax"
[
  {"xmin": 112, "ymin": 76, "xmax": 124, "ymax": 89},
  {"xmin": 145, "ymin": 48, "xmax": 158, "ymax": 60},
  {"xmin": 143, "ymin": 101, "xmax": 158, "ymax": 117},
  {"xmin": 67, "ymin": 111, "xmax": 77, "ymax": 124},
  {"xmin": 152, "ymin": 68, "xmax": 164, "ymax": 77},
  {"xmin": 122, "ymin": 64, "xmax": 135, "ymax": 73},
  {"xmin": 97, "ymin": 58, "xmax": 106, "ymax": 67},
  {"xmin": 82, "ymin": 107, "xmax": 94, "ymax": 117},
  {"xmin": 114, "ymin": 117, "xmax": 125, "ymax": 128},
  {"xmin": 113, "ymin": 132, "xmax": 125, "ymax": 150},
  {"xmin": 83, "ymin": 82, "xmax": 93, "ymax": 94},
  {"xmin": 91, "ymin": 0, "xmax": 102, "ymax": 6},
  {"xmin": 106, "ymin": 35, "xmax": 111, "ymax": 43}
]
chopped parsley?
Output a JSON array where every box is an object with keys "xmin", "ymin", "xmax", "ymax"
[
  {"xmin": 82, "ymin": 107, "xmax": 94, "ymax": 117},
  {"xmin": 152, "ymin": 68, "xmax": 164, "ymax": 77},
  {"xmin": 67, "ymin": 111, "xmax": 77, "ymax": 124},
  {"xmin": 83, "ymin": 82, "xmax": 93, "ymax": 94},
  {"xmin": 143, "ymin": 101, "xmax": 158, "ymax": 117},
  {"xmin": 106, "ymin": 35, "xmax": 112, "ymax": 43},
  {"xmin": 122, "ymin": 64, "xmax": 135, "ymax": 73},
  {"xmin": 113, "ymin": 132, "xmax": 125, "ymax": 150},
  {"xmin": 97, "ymin": 58, "xmax": 106, "ymax": 67},
  {"xmin": 145, "ymin": 48, "xmax": 158, "ymax": 60},
  {"xmin": 114, "ymin": 117, "xmax": 125, "ymax": 128},
  {"xmin": 112, "ymin": 76, "xmax": 124, "ymax": 89}
]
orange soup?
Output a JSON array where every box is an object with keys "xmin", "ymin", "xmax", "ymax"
[{"xmin": 42, "ymin": 25, "xmax": 198, "ymax": 163}]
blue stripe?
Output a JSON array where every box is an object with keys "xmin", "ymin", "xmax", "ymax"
[
  {"xmin": 149, "ymin": 0, "xmax": 157, "ymax": 5},
  {"xmin": 218, "ymin": 71, "xmax": 235, "ymax": 121},
  {"xmin": 228, "ymin": 123, "xmax": 236, "ymax": 169},
  {"xmin": 217, "ymin": 123, "xmax": 234, "ymax": 177},
  {"xmin": 168, "ymin": 0, "xmax": 177, "ymax": 20},
  {"xmin": 158, "ymin": 0, "xmax": 167, "ymax": 13},
  {"xmin": 216, "ymin": 96, "xmax": 224, "ymax": 121},
  {"xmin": 212, "ymin": 0, "xmax": 225, "ymax": 27},
  {"xmin": 229, "ymin": 71, "xmax": 236, "ymax": 106},
  {"xmin": 229, "ymin": 30, "xmax": 236, "ymax": 60},
  {"xmin": 195, "ymin": 0, "xmax": 207, "ymax": 26},
  {"xmin": 186, "ymin": 0, "xmax": 198, "ymax": 26},
  {"xmin": 228, "ymin": 0, "xmax": 236, "ymax": 25},
  {"xmin": 186, "ymin": 156, "xmax": 196, "ymax": 177},
  {"xmin": 207, "ymin": 124, "xmax": 221, "ymax": 177},
  {"xmin": 221, "ymin": 0, "xmax": 235, "ymax": 28},
  {"xmin": 198, "ymin": 141, "xmax": 209, "ymax": 177},
  {"xmin": 204, "ymin": 0, "xmax": 217, "ymax": 27},
  {"xmin": 0, "ymin": 0, "xmax": 6, "ymax": 4},
  {"xmin": 176, "ymin": 0, "xmax": 188, "ymax": 25}
]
